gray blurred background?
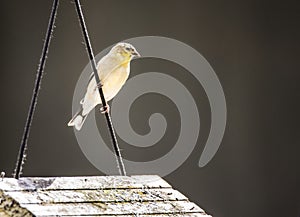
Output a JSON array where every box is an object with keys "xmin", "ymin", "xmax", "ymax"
[{"xmin": 0, "ymin": 1, "xmax": 299, "ymax": 217}]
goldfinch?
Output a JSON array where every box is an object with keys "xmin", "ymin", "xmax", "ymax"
[{"xmin": 68, "ymin": 42, "xmax": 140, "ymax": 130}]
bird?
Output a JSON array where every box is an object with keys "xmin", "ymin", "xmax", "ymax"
[{"xmin": 68, "ymin": 42, "xmax": 140, "ymax": 131}]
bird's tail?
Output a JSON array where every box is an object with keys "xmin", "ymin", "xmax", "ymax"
[{"xmin": 67, "ymin": 107, "xmax": 88, "ymax": 131}]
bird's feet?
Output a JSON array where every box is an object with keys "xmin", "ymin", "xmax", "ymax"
[{"xmin": 100, "ymin": 104, "xmax": 110, "ymax": 114}]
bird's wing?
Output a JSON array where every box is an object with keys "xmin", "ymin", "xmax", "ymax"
[
  {"xmin": 86, "ymin": 53, "xmax": 118, "ymax": 87},
  {"xmin": 97, "ymin": 54, "xmax": 119, "ymax": 80}
]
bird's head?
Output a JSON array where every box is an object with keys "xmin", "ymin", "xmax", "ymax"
[{"xmin": 110, "ymin": 42, "xmax": 140, "ymax": 61}]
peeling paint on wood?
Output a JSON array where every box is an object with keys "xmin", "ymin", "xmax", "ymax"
[
  {"xmin": 22, "ymin": 201, "xmax": 203, "ymax": 215},
  {"xmin": 7, "ymin": 188, "xmax": 187, "ymax": 204},
  {"xmin": 0, "ymin": 175, "xmax": 170, "ymax": 191},
  {"xmin": 66, "ymin": 215, "xmax": 211, "ymax": 217},
  {"xmin": 0, "ymin": 175, "xmax": 211, "ymax": 216}
]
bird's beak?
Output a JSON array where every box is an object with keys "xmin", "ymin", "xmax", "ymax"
[{"xmin": 132, "ymin": 51, "xmax": 140, "ymax": 58}]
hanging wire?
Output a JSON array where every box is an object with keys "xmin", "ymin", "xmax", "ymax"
[
  {"xmin": 13, "ymin": 0, "xmax": 59, "ymax": 179},
  {"xmin": 74, "ymin": 0, "xmax": 126, "ymax": 176}
]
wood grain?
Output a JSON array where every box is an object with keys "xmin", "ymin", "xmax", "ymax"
[{"xmin": 0, "ymin": 175, "xmax": 211, "ymax": 216}]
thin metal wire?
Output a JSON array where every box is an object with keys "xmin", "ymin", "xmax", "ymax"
[
  {"xmin": 74, "ymin": 0, "xmax": 126, "ymax": 176},
  {"xmin": 13, "ymin": 0, "xmax": 59, "ymax": 179}
]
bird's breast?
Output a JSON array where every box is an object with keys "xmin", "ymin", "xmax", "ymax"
[{"xmin": 102, "ymin": 63, "xmax": 130, "ymax": 101}]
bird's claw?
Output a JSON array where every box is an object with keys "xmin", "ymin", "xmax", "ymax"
[{"xmin": 100, "ymin": 104, "xmax": 110, "ymax": 114}]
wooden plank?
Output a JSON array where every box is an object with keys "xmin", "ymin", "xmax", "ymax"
[
  {"xmin": 63, "ymin": 214, "xmax": 211, "ymax": 217},
  {"xmin": 7, "ymin": 188, "xmax": 187, "ymax": 204},
  {"xmin": 0, "ymin": 190, "xmax": 33, "ymax": 217},
  {"xmin": 0, "ymin": 175, "xmax": 170, "ymax": 191},
  {"xmin": 22, "ymin": 201, "xmax": 204, "ymax": 216},
  {"xmin": 0, "ymin": 175, "xmax": 211, "ymax": 216},
  {"xmin": 0, "ymin": 209, "xmax": 11, "ymax": 217}
]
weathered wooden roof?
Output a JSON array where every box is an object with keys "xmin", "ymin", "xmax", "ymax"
[{"xmin": 0, "ymin": 175, "xmax": 211, "ymax": 217}]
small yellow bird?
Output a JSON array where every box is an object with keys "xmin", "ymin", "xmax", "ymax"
[{"xmin": 68, "ymin": 42, "xmax": 140, "ymax": 130}]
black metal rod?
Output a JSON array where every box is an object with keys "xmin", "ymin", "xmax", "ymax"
[
  {"xmin": 14, "ymin": 0, "xmax": 59, "ymax": 179},
  {"xmin": 74, "ymin": 0, "xmax": 126, "ymax": 176}
]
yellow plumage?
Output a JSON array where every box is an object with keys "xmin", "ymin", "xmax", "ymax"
[{"xmin": 68, "ymin": 42, "xmax": 140, "ymax": 130}]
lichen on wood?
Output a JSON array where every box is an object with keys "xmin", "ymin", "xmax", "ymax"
[{"xmin": 0, "ymin": 175, "xmax": 211, "ymax": 216}]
